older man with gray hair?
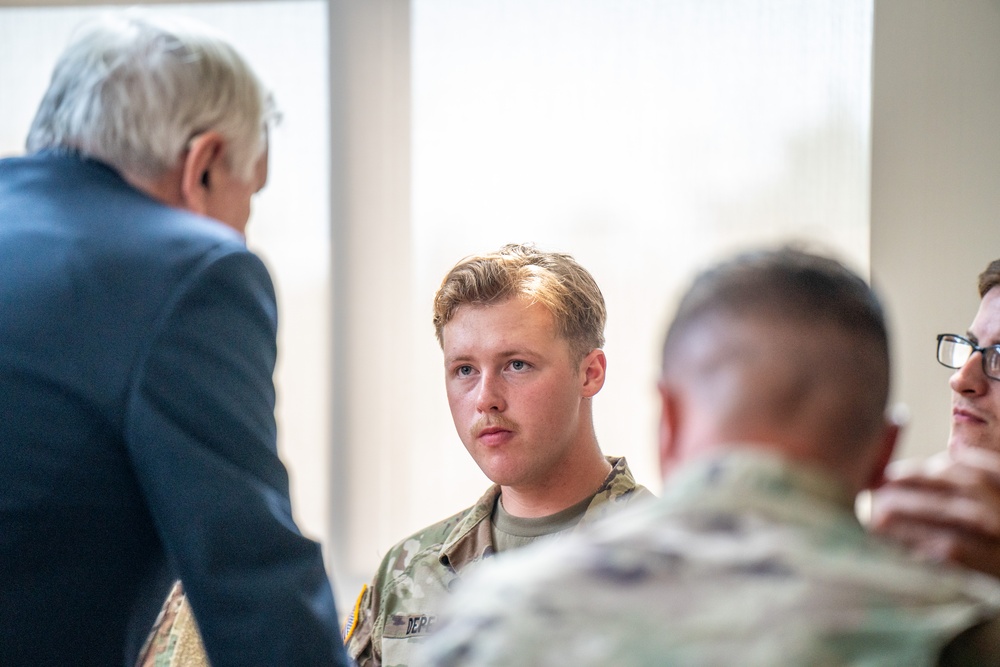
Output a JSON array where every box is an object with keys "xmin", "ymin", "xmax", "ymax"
[{"xmin": 0, "ymin": 11, "xmax": 347, "ymax": 666}]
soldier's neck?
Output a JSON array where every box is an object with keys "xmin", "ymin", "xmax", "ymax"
[{"xmin": 499, "ymin": 448, "xmax": 612, "ymax": 518}]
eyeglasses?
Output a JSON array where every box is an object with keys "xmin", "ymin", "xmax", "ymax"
[{"xmin": 936, "ymin": 334, "xmax": 1000, "ymax": 381}]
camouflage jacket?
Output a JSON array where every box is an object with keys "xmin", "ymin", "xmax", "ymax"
[
  {"xmin": 343, "ymin": 456, "xmax": 651, "ymax": 667},
  {"xmin": 420, "ymin": 449, "xmax": 1000, "ymax": 666}
]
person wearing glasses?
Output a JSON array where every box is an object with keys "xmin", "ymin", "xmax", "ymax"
[{"xmin": 872, "ymin": 259, "xmax": 1000, "ymax": 583}]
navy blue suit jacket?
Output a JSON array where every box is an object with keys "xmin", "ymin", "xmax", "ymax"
[{"xmin": 0, "ymin": 152, "xmax": 347, "ymax": 666}]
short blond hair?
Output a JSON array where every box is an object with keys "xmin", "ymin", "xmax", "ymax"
[{"xmin": 433, "ymin": 243, "xmax": 606, "ymax": 360}]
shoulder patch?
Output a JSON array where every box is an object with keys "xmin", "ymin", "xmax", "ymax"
[{"xmin": 342, "ymin": 583, "xmax": 367, "ymax": 642}]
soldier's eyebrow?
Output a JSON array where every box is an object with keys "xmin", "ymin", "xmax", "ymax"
[
  {"xmin": 495, "ymin": 348, "xmax": 537, "ymax": 359},
  {"xmin": 445, "ymin": 348, "xmax": 539, "ymax": 365}
]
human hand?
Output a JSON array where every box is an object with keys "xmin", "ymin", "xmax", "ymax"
[{"xmin": 869, "ymin": 447, "xmax": 1000, "ymax": 578}]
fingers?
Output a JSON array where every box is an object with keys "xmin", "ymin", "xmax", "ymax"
[
  {"xmin": 871, "ymin": 484, "xmax": 1000, "ymax": 539},
  {"xmin": 873, "ymin": 519, "xmax": 962, "ymax": 563},
  {"xmin": 952, "ymin": 446, "xmax": 1000, "ymax": 482},
  {"xmin": 883, "ymin": 451, "xmax": 951, "ymax": 481},
  {"xmin": 870, "ymin": 450, "xmax": 1000, "ymax": 578},
  {"xmin": 885, "ymin": 448, "xmax": 1000, "ymax": 485},
  {"xmin": 877, "ymin": 454, "xmax": 1000, "ymax": 529},
  {"xmin": 874, "ymin": 518, "xmax": 1000, "ymax": 578}
]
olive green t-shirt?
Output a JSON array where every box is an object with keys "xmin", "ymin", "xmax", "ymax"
[{"xmin": 491, "ymin": 492, "xmax": 595, "ymax": 553}]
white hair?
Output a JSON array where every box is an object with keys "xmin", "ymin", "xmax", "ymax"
[{"xmin": 26, "ymin": 10, "xmax": 276, "ymax": 182}]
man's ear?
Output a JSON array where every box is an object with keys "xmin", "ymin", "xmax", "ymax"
[
  {"xmin": 658, "ymin": 380, "xmax": 682, "ymax": 481},
  {"xmin": 179, "ymin": 132, "xmax": 225, "ymax": 215},
  {"xmin": 580, "ymin": 348, "xmax": 607, "ymax": 398},
  {"xmin": 864, "ymin": 418, "xmax": 901, "ymax": 490}
]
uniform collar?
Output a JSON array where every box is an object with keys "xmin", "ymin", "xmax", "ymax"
[{"xmin": 438, "ymin": 455, "xmax": 642, "ymax": 572}]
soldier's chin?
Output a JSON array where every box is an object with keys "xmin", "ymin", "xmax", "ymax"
[{"xmin": 475, "ymin": 461, "xmax": 525, "ymax": 488}]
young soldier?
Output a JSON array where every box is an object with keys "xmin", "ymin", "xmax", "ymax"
[{"xmin": 343, "ymin": 243, "xmax": 651, "ymax": 666}]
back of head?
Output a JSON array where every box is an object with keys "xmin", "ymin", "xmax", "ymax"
[
  {"xmin": 660, "ymin": 246, "xmax": 890, "ymax": 471},
  {"xmin": 26, "ymin": 10, "xmax": 274, "ymax": 181},
  {"xmin": 432, "ymin": 243, "xmax": 606, "ymax": 361}
]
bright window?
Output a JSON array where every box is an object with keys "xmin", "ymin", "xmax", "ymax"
[{"xmin": 353, "ymin": 0, "xmax": 873, "ymax": 580}]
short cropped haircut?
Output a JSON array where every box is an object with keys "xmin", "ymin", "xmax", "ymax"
[
  {"xmin": 979, "ymin": 259, "xmax": 1000, "ymax": 298},
  {"xmin": 433, "ymin": 244, "xmax": 606, "ymax": 360},
  {"xmin": 26, "ymin": 10, "xmax": 276, "ymax": 182},
  {"xmin": 662, "ymin": 246, "xmax": 890, "ymax": 441},
  {"xmin": 663, "ymin": 247, "xmax": 888, "ymax": 363}
]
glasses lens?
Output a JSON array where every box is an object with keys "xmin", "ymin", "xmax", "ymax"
[
  {"xmin": 939, "ymin": 335, "xmax": 972, "ymax": 368},
  {"xmin": 985, "ymin": 347, "xmax": 1000, "ymax": 380}
]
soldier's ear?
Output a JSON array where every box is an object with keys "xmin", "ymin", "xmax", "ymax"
[
  {"xmin": 658, "ymin": 380, "xmax": 682, "ymax": 481},
  {"xmin": 580, "ymin": 348, "xmax": 606, "ymax": 398},
  {"xmin": 864, "ymin": 418, "xmax": 900, "ymax": 490}
]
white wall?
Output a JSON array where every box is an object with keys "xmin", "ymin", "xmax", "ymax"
[{"xmin": 871, "ymin": 0, "xmax": 1000, "ymax": 459}]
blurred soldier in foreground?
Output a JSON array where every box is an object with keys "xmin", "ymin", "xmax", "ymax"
[
  {"xmin": 343, "ymin": 243, "xmax": 652, "ymax": 666},
  {"xmin": 0, "ymin": 11, "xmax": 347, "ymax": 666},
  {"xmin": 873, "ymin": 259, "xmax": 1000, "ymax": 581},
  {"xmin": 420, "ymin": 247, "xmax": 1000, "ymax": 666}
]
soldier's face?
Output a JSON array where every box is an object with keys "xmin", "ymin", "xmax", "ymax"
[
  {"xmin": 948, "ymin": 288, "xmax": 1000, "ymax": 456},
  {"xmin": 442, "ymin": 296, "xmax": 595, "ymax": 490}
]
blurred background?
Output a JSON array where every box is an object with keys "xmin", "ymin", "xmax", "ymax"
[{"xmin": 1, "ymin": 0, "xmax": 998, "ymax": 611}]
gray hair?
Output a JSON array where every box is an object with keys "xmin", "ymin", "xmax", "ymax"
[{"xmin": 26, "ymin": 10, "xmax": 276, "ymax": 182}]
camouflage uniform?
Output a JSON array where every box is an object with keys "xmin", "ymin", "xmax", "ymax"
[
  {"xmin": 420, "ymin": 449, "xmax": 1000, "ymax": 667},
  {"xmin": 343, "ymin": 456, "xmax": 650, "ymax": 667},
  {"xmin": 134, "ymin": 582, "xmax": 209, "ymax": 667}
]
